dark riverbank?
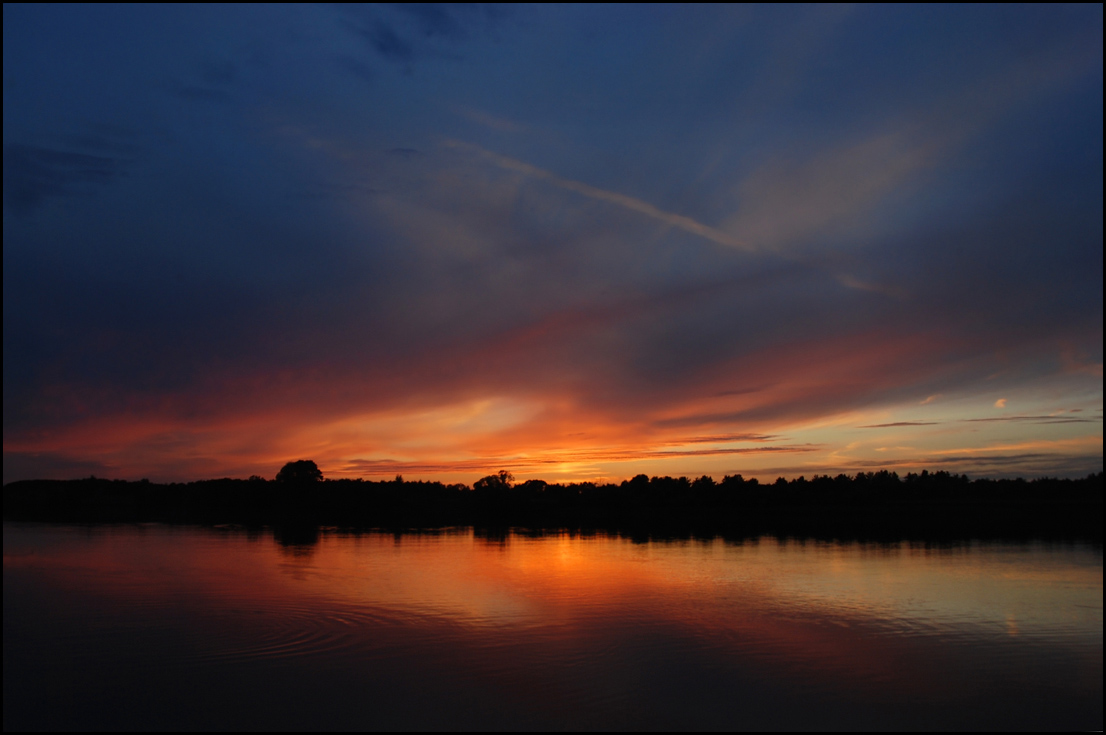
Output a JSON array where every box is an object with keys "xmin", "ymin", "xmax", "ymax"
[{"xmin": 4, "ymin": 470, "xmax": 1102, "ymax": 542}]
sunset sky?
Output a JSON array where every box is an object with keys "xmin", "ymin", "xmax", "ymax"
[{"xmin": 4, "ymin": 4, "xmax": 1102, "ymax": 484}]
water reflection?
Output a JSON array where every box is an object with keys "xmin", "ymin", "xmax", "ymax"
[{"xmin": 4, "ymin": 524, "xmax": 1102, "ymax": 730}]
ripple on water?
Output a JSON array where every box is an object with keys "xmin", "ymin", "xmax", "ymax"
[{"xmin": 178, "ymin": 599, "xmax": 413, "ymax": 665}]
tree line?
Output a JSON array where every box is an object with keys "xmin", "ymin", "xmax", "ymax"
[{"xmin": 4, "ymin": 462, "xmax": 1101, "ymax": 541}]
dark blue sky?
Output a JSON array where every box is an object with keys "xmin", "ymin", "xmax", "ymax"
[{"xmin": 4, "ymin": 4, "xmax": 1102, "ymax": 483}]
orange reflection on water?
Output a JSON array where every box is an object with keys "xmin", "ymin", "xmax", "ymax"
[
  {"xmin": 7, "ymin": 527, "xmax": 1099, "ymax": 637},
  {"xmin": 7, "ymin": 528, "xmax": 1102, "ymax": 628},
  {"xmin": 5, "ymin": 524, "xmax": 1102, "ymax": 729}
]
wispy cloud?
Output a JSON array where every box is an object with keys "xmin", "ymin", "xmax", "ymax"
[
  {"xmin": 445, "ymin": 140, "xmax": 754, "ymax": 252},
  {"xmin": 927, "ymin": 436, "xmax": 1102, "ymax": 457},
  {"xmin": 341, "ymin": 443, "xmax": 820, "ymax": 478},
  {"xmin": 454, "ymin": 107, "xmax": 525, "ymax": 133},
  {"xmin": 961, "ymin": 415, "xmax": 1096, "ymax": 425}
]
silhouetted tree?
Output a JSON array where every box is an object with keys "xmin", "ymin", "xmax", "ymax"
[
  {"xmin": 474, "ymin": 470, "xmax": 514, "ymax": 492},
  {"xmin": 276, "ymin": 460, "xmax": 323, "ymax": 484}
]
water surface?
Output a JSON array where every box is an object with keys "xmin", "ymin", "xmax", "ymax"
[{"xmin": 4, "ymin": 524, "xmax": 1102, "ymax": 730}]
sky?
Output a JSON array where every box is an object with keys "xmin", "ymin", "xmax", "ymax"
[{"xmin": 3, "ymin": 4, "xmax": 1102, "ymax": 485}]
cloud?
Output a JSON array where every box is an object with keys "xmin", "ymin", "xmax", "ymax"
[
  {"xmin": 928, "ymin": 436, "xmax": 1102, "ymax": 457},
  {"xmin": 666, "ymin": 433, "xmax": 779, "ymax": 444},
  {"xmin": 340, "ymin": 4, "xmax": 491, "ymax": 66},
  {"xmin": 724, "ymin": 129, "xmax": 937, "ymax": 252},
  {"xmin": 363, "ymin": 19, "xmax": 414, "ymax": 62},
  {"xmin": 1060, "ymin": 347, "xmax": 1104, "ymax": 377},
  {"xmin": 395, "ymin": 4, "xmax": 466, "ymax": 40},
  {"xmin": 446, "ymin": 141, "xmax": 754, "ymax": 252},
  {"xmin": 340, "ymin": 443, "xmax": 820, "ymax": 479},
  {"xmin": 455, "ymin": 107, "xmax": 525, "ymax": 133},
  {"xmin": 994, "ymin": 398, "xmax": 1007, "ymax": 408},
  {"xmin": 961, "ymin": 415, "xmax": 1095, "ymax": 425},
  {"xmin": 3, "ymin": 145, "xmax": 122, "ymax": 214},
  {"xmin": 437, "ymin": 143, "xmax": 911, "ymax": 300}
]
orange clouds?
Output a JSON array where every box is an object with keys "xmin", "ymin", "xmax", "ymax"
[{"xmin": 5, "ymin": 314, "xmax": 1100, "ymax": 484}]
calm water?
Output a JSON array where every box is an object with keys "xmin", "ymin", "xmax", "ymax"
[{"xmin": 4, "ymin": 523, "xmax": 1102, "ymax": 731}]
